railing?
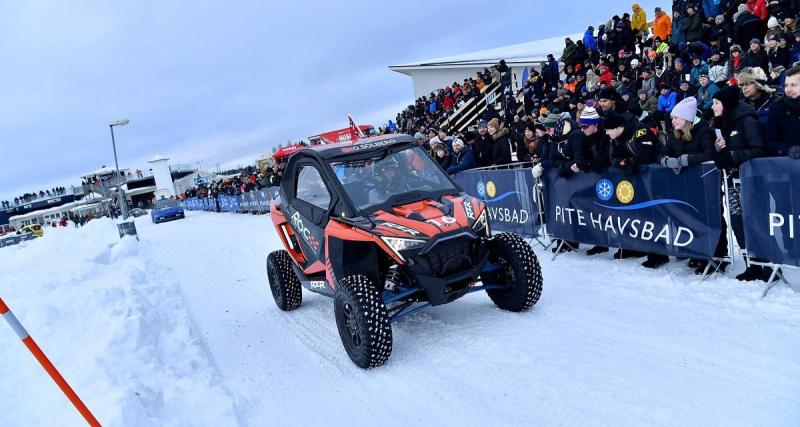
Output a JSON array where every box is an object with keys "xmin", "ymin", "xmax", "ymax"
[{"xmin": 441, "ymin": 81, "xmax": 502, "ymax": 133}]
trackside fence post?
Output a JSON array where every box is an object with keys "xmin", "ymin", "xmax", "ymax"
[{"xmin": 0, "ymin": 297, "xmax": 101, "ymax": 426}]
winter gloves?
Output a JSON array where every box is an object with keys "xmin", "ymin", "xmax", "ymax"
[
  {"xmin": 661, "ymin": 156, "xmax": 682, "ymax": 174},
  {"xmin": 679, "ymin": 154, "xmax": 690, "ymax": 167},
  {"xmin": 532, "ymin": 163, "xmax": 544, "ymax": 178},
  {"xmin": 789, "ymin": 145, "xmax": 800, "ymax": 159}
]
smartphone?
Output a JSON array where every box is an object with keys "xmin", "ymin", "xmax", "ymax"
[{"xmin": 715, "ymin": 129, "xmax": 723, "ymax": 140}]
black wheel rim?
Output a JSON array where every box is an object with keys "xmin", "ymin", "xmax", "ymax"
[
  {"xmin": 268, "ymin": 262, "xmax": 283, "ymax": 304},
  {"xmin": 492, "ymin": 257, "xmax": 516, "ymax": 292},
  {"xmin": 342, "ymin": 302, "xmax": 361, "ymax": 348}
]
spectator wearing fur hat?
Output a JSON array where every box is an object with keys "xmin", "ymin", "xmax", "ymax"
[
  {"xmin": 728, "ymin": 44, "xmax": 745, "ymax": 79},
  {"xmin": 737, "ymin": 66, "xmax": 777, "ymax": 125},
  {"xmin": 638, "ymin": 89, "xmax": 658, "ymax": 113},
  {"xmin": 429, "ymin": 138, "xmax": 452, "ymax": 170}
]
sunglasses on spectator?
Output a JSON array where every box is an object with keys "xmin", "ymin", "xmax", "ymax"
[
  {"xmin": 580, "ymin": 124, "xmax": 593, "ymax": 129},
  {"xmin": 738, "ymin": 81, "xmax": 754, "ymax": 87}
]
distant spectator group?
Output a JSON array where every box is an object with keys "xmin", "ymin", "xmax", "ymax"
[{"xmin": 2, "ymin": 187, "xmax": 68, "ymax": 209}]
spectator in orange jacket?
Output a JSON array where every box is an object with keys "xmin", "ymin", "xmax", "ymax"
[{"xmin": 652, "ymin": 7, "xmax": 671, "ymax": 41}]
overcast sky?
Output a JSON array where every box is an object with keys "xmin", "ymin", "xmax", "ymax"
[{"xmin": 0, "ymin": 0, "xmax": 662, "ymax": 202}]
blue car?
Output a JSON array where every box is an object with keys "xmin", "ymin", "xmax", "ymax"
[{"xmin": 151, "ymin": 199, "xmax": 185, "ymax": 224}]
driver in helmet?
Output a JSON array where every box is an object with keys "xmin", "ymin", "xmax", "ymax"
[{"xmin": 368, "ymin": 156, "xmax": 408, "ymax": 204}]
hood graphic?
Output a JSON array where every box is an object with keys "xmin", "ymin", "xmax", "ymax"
[{"xmin": 367, "ymin": 195, "xmax": 483, "ymax": 239}]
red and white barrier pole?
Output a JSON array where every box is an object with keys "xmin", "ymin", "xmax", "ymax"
[{"xmin": 0, "ymin": 297, "xmax": 101, "ymax": 426}]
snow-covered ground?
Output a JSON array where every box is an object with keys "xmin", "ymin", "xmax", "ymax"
[{"xmin": 1, "ymin": 211, "xmax": 799, "ymax": 426}]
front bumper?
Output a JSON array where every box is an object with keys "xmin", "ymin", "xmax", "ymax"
[
  {"xmin": 154, "ymin": 211, "xmax": 184, "ymax": 222},
  {"xmin": 402, "ymin": 230, "xmax": 489, "ymax": 306}
]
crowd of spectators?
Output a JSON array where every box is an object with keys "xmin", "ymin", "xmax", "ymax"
[
  {"xmin": 389, "ymin": 0, "xmax": 800, "ymax": 282},
  {"xmin": 2, "ymin": 187, "xmax": 68, "ymax": 209},
  {"xmin": 181, "ymin": 166, "xmax": 282, "ymax": 200}
]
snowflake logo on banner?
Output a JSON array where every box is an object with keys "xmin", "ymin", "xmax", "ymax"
[
  {"xmin": 477, "ymin": 181, "xmax": 487, "ymax": 198},
  {"xmin": 595, "ymin": 178, "xmax": 614, "ymax": 201}
]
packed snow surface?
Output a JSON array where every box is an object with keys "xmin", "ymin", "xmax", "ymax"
[{"xmin": 1, "ymin": 211, "xmax": 799, "ymax": 426}]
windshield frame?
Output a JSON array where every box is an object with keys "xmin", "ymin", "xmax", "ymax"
[{"xmin": 327, "ymin": 145, "xmax": 461, "ymax": 216}]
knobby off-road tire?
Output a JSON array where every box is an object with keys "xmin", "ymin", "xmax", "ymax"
[
  {"xmin": 482, "ymin": 232, "xmax": 543, "ymax": 312},
  {"xmin": 334, "ymin": 275, "xmax": 393, "ymax": 368},
  {"xmin": 266, "ymin": 250, "xmax": 302, "ymax": 311}
]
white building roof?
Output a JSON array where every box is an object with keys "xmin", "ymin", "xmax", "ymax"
[
  {"xmin": 148, "ymin": 154, "xmax": 169, "ymax": 163},
  {"xmin": 81, "ymin": 166, "xmax": 130, "ymax": 179},
  {"xmin": 390, "ymin": 33, "xmax": 581, "ymax": 72}
]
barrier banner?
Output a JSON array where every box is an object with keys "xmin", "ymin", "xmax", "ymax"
[
  {"xmin": 740, "ymin": 158, "xmax": 800, "ymax": 267},
  {"xmin": 541, "ymin": 163, "xmax": 722, "ymax": 259},
  {"xmin": 452, "ymin": 168, "xmax": 540, "ymax": 236},
  {"xmin": 258, "ymin": 189, "xmax": 272, "ymax": 211},
  {"xmin": 217, "ymin": 196, "xmax": 229, "ymax": 212}
]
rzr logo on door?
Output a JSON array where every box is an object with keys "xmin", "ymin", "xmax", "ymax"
[
  {"xmin": 309, "ymin": 280, "xmax": 326, "ymax": 289},
  {"xmin": 291, "ymin": 211, "xmax": 320, "ymax": 251}
]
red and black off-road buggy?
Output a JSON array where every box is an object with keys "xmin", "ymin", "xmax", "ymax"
[{"xmin": 266, "ymin": 134, "xmax": 543, "ymax": 368}]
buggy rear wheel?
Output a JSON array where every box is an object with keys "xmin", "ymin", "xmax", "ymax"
[{"xmin": 266, "ymin": 250, "xmax": 302, "ymax": 311}]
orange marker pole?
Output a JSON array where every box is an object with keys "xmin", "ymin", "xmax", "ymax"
[{"xmin": 0, "ymin": 297, "xmax": 101, "ymax": 426}]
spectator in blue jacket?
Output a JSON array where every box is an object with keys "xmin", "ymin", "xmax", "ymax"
[
  {"xmin": 702, "ymin": 0, "xmax": 722, "ymax": 23},
  {"xmin": 689, "ymin": 56, "xmax": 710, "ymax": 86},
  {"xmin": 658, "ymin": 84, "xmax": 678, "ymax": 112},
  {"xmin": 696, "ymin": 74, "xmax": 720, "ymax": 110},
  {"xmin": 583, "ymin": 26, "xmax": 598, "ymax": 52},
  {"xmin": 446, "ymin": 139, "xmax": 476, "ymax": 174}
]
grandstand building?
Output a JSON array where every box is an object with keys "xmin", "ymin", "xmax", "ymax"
[{"xmin": 389, "ymin": 33, "xmax": 576, "ymax": 98}]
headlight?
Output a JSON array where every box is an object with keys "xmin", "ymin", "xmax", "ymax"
[
  {"xmin": 380, "ymin": 236, "xmax": 426, "ymax": 261},
  {"xmin": 473, "ymin": 209, "xmax": 491, "ymax": 237}
]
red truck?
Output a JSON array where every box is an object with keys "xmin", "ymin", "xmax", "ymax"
[{"xmin": 308, "ymin": 125, "xmax": 377, "ymax": 145}]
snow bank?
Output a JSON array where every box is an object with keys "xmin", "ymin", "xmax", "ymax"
[
  {"xmin": 0, "ymin": 219, "xmax": 238, "ymax": 426},
  {"xmin": 3, "ymin": 212, "xmax": 800, "ymax": 426}
]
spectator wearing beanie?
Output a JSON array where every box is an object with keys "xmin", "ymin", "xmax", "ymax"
[
  {"xmin": 741, "ymin": 38, "xmax": 770, "ymax": 76},
  {"xmin": 710, "ymin": 84, "xmax": 766, "ymax": 280},
  {"xmin": 579, "ymin": 106, "xmax": 613, "ymax": 257},
  {"xmin": 710, "ymin": 85, "xmax": 764, "ymax": 170},
  {"xmin": 697, "ymin": 73, "xmax": 720, "ymax": 110},
  {"xmin": 487, "ymin": 118, "xmax": 512, "ymax": 166},
  {"xmin": 660, "ymin": 96, "xmax": 715, "ymax": 174},
  {"xmin": 445, "ymin": 139, "xmax": 476, "ymax": 175}
]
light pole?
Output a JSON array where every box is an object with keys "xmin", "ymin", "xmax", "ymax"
[{"xmin": 109, "ymin": 119, "xmax": 130, "ymax": 220}]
